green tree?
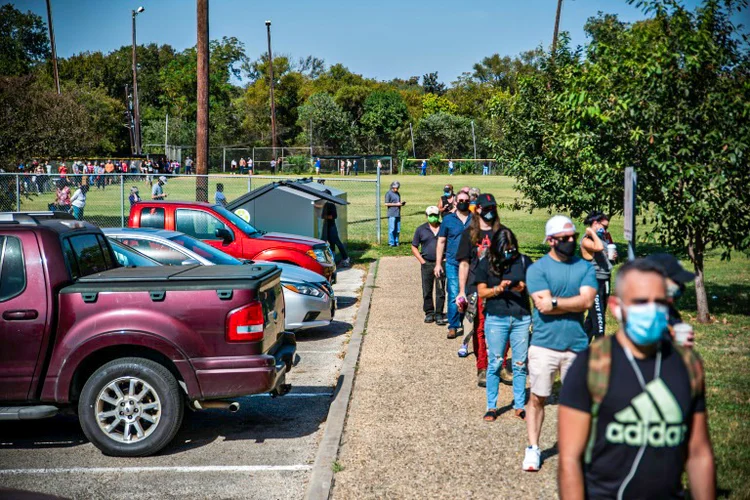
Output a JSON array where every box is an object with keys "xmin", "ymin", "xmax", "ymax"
[
  {"xmin": 360, "ymin": 90, "xmax": 409, "ymax": 154},
  {"xmin": 422, "ymin": 71, "xmax": 446, "ymax": 95},
  {"xmin": 297, "ymin": 93, "xmax": 353, "ymax": 153},
  {"xmin": 422, "ymin": 93, "xmax": 458, "ymax": 116},
  {"xmin": 414, "ymin": 112, "xmax": 474, "ymax": 158},
  {"xmin": 0, "ymin": 4, "xmax": 49, "ymax": 77}
]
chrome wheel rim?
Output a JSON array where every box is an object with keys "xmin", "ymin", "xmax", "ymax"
[{"xmin": 95, "ymin": 376, "xmax": 161, "ymax": 444}]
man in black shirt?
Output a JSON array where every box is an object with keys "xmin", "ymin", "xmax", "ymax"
[
  {"xmin": 412, "ymin": 206, "xmax": 446, "ymax": 324},
  {"xmin": 558, "ymin": 259, "xmax": 715, "ymax": 499},
  {"xmin": 321, "ymin": 193, "xmax": 350, "ymax": 267}
]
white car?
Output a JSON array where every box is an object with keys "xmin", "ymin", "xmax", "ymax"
[{"xmin": 103, "ymin": 228, "xmax": 335, "ymax": 331}]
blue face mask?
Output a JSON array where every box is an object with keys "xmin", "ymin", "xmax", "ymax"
[
  {"xmin": 622, "ymin": 302, "xmax": 669, "ymax": 345},
  {"xmin": 596, "ymin": 228, "xmax": 606, "ymax": 237}
]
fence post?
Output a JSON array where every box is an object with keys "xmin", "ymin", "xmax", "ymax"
[
  {"xmin": 247, "ymin": 175, "xmax": 251, "ymax": 193},
  {"xmin": 223, "ymin": 148, "xmax": 226, "ymax": 173},
  {"xmin": 16, "ymin": 174, "xmax": 20, "ymax": 211},
  {"xmin": 376, "ymin": 170, "xmax": 381, "ymax": 244},
  {"xmin": 120, "ymin": 174, "xmax": 125, "ymax": 226}
]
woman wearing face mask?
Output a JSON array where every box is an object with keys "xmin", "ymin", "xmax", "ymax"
[
  {"xmin": 581, "ymin": 211, "xmax": 615, "ymax": 340},
  {"xmin": 475, "ymin": 228, "xmax": 532, "ymax": 421},
  {"xmin": 438, "ymin": 184, "xmax": 455, "ymax": 216}
]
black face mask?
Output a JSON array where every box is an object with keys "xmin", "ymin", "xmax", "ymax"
[
  {"xmin": 482, "ymin": 209, "xmax": 497, "ymax": 222},
  {"xmin": 555, "ymin": 239, "xmax": 577, "ymax": 257},
  {"xmin": 456, "ymin": 201, "xmax": 470, "ymax": 212}
]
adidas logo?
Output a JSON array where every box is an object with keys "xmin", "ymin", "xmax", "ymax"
[{"xmin": 605, "ymin": 378, "xmax": 687, "ymax": 448}]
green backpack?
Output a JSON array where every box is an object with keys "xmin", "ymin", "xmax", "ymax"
[{"xmin": 584, "ymin": 335, "xmax": 705, "ymax": 464}]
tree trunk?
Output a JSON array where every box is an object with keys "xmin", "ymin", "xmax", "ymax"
[
  {"xmin": 688, "ymin": 230, "xmax": 710, "ymax": 323},
  {"xmin": 195, "ymin": 0, "xmax": 209, "ymax": 202}
]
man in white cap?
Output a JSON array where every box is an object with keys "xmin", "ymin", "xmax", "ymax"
[
  {"xmin": 412, "ymin": 206, "xmax": 446, "ymax": 324},
  {"xmin": 152, "ymin": 176, "xmax": 168, "ymax": 200},
  {"xmin": 521, "ymin": 215, "xmax": 597, "ymax": 472}
]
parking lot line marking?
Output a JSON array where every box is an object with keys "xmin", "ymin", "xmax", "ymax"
[
  {"xmin": 0, "ymin": 465, "xmax": 312, "ymax": 475},
  {"xmin": 252, "ymin": 393, "xmax": 333, "ymax": 398},
  {"xmin": 296, "ymin": 350, "xmax": 340, "ymax": 354}
]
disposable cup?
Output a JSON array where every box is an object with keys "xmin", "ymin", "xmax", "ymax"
[{"xmin": 673, "ymin": 323, "xmax": 693, "ymax": 346}]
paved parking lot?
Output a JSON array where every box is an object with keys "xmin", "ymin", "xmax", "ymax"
[{"xmin": 0, "ymin": 267, "xmax": 366, "ymax": 500}]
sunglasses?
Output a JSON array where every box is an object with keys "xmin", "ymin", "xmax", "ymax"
[{"xmin": 552, "ymin": 233, "xmax": 579, "ymax": 242}]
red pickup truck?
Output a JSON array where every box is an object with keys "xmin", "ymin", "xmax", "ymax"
[
  {"xmin": 128, "ymin": 201, "xmax": 336, "ymax": 281},
  {"xmin": 0, "ymin": 212, "xmax": 295, "ymax": 457}
]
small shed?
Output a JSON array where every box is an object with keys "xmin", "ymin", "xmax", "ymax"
[{"xmin": 226, "ymin": 179, "xmax": 349, "ymax": 241}]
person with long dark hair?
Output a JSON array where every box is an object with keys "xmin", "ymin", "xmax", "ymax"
[{"xmin": 475, "ymin": 228, "xmax": 532, "ymax": 421}]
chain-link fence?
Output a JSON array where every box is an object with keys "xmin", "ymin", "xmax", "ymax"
[{"xmin": 0, "ymin": 173, "xmax": 382, "ymax": 243}]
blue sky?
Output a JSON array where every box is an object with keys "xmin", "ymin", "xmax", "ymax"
[{"xmin": 17, "ymin": 0, "xmax": 706, "ymax": 84}]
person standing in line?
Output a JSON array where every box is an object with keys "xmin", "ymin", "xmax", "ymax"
[
  {"xmin": 438, "ymin": 184, "xmax": 455, "ymax": 216},
  {"xmin": 231, "ymin": 158, "xmax": 237, "ymax": 171},
  {"xmin": 239, "ymin": 157, "xmax": 247, "ymax": 173},
  {"xmin": 475, "ymin": 228, "xmax": 532, "ymax": 421},
  {"xmin": 70, "ymin": 184, "xmax": 88, "ymax": 220},
  {"xmin": 482, "ymin": 161, "xmax": 490, "ymax": 175},
  {"xmin": 129, "ymin": 186, "xmax": 141, "ymax": 206},
  {"xmin": 53, "ymin": 179, "xmax": 71, "ymax": 213},
  {"xmin": 152, "ymin": 176, "xmax": 168, "ymax": 200},
  {"xmin": 352, "ymin": 159, "xmax": 358, "ymax": 176},
  {"xmin": 448, "ymin": 159, "xmax": 455, "ymax": 176},
  {"xmin": 315, "ymin": 157, "xmax": 321, "ymax": 176},
  {"xmin": 377, "ymin": 159, "xmax": 382, "ymax": 173},
  {"xmin": 412, "ymin": 206, "xmax": 447, "ymax": 325},
  {"xmin": 185, "ymin": 156, "xmax": 193, "ymax": 175},
  {"xmin": 420, "ymin": 159, "xmax": 428, "ymax": 176},
  {"xmin": 456, "ymin": 193, "xmax": 505, "ymax": 387},
  {"xmin": 558, "ymin": 259, "xmax": 714, "ymax": 499},
  {"xmin": 468, "ymin": 187, "xmax": 481, "ymax": 212},
  {"xmin": 270, "ymin": 157, "xmax": 277, "ymax": 174},
  {"xmin": 522, "ymin": 215, "xmax": 597, "ymax": 472},
  {"xmin": 321, "ymin": 192, "xmax": 350, "ymax": 267},
  {"xmin": 384, "ymin": 181, "xmax": 405, "ymax": 247},
  {"xmin": 434, "ymin": 191, "xmax": 472, "ymax": 339},
  {"xmin": 346, "ymin": 159, "xmax": 352, "ymax": 175},
  {"xmin": 644, "ymin": 253, "xmax": 697, "ymax": 349},
  {"xmin": 215, "ymin": 183, "xmax": 228, "ymax": 207},
  {"xmin": 581, "ymin": 211, "xmax": 616, "ymax": 340},
  {"xmin": 339, "ymin": 159, "xmax": 346, "ymax": 176}
]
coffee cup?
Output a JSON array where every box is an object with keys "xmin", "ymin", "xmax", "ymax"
[
  {"xmin": 607, "ymin": 244, "xmax": 617, "ymax": 261},
  {"xmin": 673, "ymin": 323, "xmax": 693, "ymax": 346}
]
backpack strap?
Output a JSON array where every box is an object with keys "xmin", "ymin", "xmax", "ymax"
[
  {"xmin": 585, "ymin": 336, "xmax": 612, "ymax": 465},
  {"xmin": 673, "ymin": 344, "xmax": 705, "ymax": 400}
]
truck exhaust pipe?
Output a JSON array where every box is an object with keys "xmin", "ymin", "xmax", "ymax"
[{"xmin": 193, "ymin": 400, "xmax": 240, "ymax": 412}]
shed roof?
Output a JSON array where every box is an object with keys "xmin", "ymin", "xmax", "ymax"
[{"xmin": 225, "ymin": 179, "xmax": 348, "ymax": 211}]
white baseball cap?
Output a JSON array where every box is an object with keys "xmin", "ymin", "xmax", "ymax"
[
  {"xmin": 544, "ymin": 215, "xmax": 576, "ymax": 242},
  {"xmin": 425, "ymin": 205, "xmax": 439, "ymax": 216},
  {"xmin": 158, "ymin": 176, "xmax": 168, "ymax": 183}
]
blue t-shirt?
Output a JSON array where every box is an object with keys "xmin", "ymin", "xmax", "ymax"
[
  {"xmin": 437, "ymin": 212, "xmax": 472, "ymax": 263},
  {"xmin": 526, "ymin": 254, "xmax": 597, "ymax": 352},
  {"xmin": 215, "ymin": 191, "xmax": 227, "ymax": 206}
]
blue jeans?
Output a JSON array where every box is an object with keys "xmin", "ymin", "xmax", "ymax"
[
  {"xmin": 485, "ymin": 314, "xmax": 531, "ymax": 410},
  {"xmin": 388, "ymin": 216, "xmax": 401, "ymax": 246},
  {"xmin": 445, "ymin": 261, "xmax": 463, "ymax": 329},
  {"xmin": 482, "ymin": 166, "xmax": 489, "ymax": 175}
]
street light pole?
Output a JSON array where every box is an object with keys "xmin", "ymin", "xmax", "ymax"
[
  {"xmin": 131, "ymin": 6, "xmax": 145, "ymax": 155},
  {"xmin": 265, "ymin": 20, "xmax": 277, "ymax": 162},
  {"xmin": 45, "ymin": 0, "xmax": 60, "ymax": 95}
]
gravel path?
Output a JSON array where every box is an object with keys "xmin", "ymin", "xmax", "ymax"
[{"xmin": 333, "ymin": 257, "xmax": 560, "ymax": 499}]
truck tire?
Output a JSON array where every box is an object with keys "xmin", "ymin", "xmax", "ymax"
[{"xmin": 78, "ymin": 357, "xmax": 184, "ymax": 457}]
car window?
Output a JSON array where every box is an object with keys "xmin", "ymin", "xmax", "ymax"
[
  {"xmin": 169, "ymin": 234, "xmax": 242, "ymax": 266},
  {"xmin": 175, "ymin": 209, "xmax": 229, "ymax": 240},
  {"xmin": 109, "ymin": 239, "xmax": 159, "ymax": 267},
  {"xmin": 117, "ymin": 237, "xmax": 189, "ymax": 266},
  {"xmin": 64, "ymin": 233, "xmax": 116, "ymax": 279},
  {"xmin": 140, "ymin": 207, "xmax": 165, "ymax": 229},
  {"xmin": 0, "ymin": 236, "xmax": 26, "ymax": 302}
]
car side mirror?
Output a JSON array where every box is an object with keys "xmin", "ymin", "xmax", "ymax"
[
  {"xmin": 215, "ymin": 228, "xmax": 233, "ymax": 244},
  {"xmin": 181, "ymin": 258, "xmax": 199, "ymax": 266}
]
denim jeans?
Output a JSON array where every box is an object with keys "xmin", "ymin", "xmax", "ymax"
[
  {"xmin": 388, "ymin": 216, "xmax": 401, "ymax": 246},
  {"xmin": 445, "ymin": 261, "xmax": 463, "ymax": 329},
  {"xmin": 485, "ymin": 313, "xmax": 531, "ymax": 410}
]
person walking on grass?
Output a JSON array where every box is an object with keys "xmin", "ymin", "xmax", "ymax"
[
  {"xmin": 315, "ymin": 157, "xmax": 321, "ymax": 176},
  {"xmin": 558, "ymin": 259, "xmax": 714, "ymax": 499},
  {"xmin": 434, "ymin": 191, "xmax": 472, "ymax": 340},
  {"xmin": 385, "ymin": 181, "xmax": 405, "ymax": 247},
  {"xmin": 70, "ymin": 184, "xmax": 89, "ymax": 221},
  {"xmin": 448, "ymin": 158, "xmax": 455, "ymax": 176},
  {"xmin": 420, "ymin": 159, "xmax": 428, "ymax": 176},
  {"xmin": 129, "ymin": 186, "xmax": 141, "ymax": 207},
  {"xmin": 412, "ymin": 206, "xmax": 447, "ymax": 325},
  {"xmin": 522, "ymin": 215, "xmax": 597, "ymax": 472},
  {"xmin": 456, "ymin": 193, "xmax": 505, "ymax": 387},
  {"xmin": 581, "ymin": 211, "xmax": 616, "ymax": 340},
  {"xmin": 476, "ymin": 228, "xmax": 532, "ymax": 422},
  {"xmin": 215, "ymin": 183, "xmax": 228, "ymax": 207},
  {"xmin": 152, "ymin": 176, "xmax": 168, "ymax": 200}
]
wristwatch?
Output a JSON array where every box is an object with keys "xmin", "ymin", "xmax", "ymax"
[{"xmin": 551, "ymin": 297, "xmax": 558, "ymax": 309}]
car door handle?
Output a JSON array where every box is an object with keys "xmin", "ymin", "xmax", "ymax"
[{"xmin": 2, "ymin": 310, "xmax": 38, "ymax": 321}]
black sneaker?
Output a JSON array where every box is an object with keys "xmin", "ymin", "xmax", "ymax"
[
  {"xmin": 435, "ymin": 314, "xmax": 448, "ymax": 326},
  {"xmin": 424, "ymin": 313, "xmax": 435, "ymax": 323}
]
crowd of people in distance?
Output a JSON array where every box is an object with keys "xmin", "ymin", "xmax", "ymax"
[{"xmin": 401, "ymin": 182, "xmax": 715, "ymax": 498}]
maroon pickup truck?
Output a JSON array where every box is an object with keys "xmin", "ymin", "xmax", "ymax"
[{"xmin": 0, "ymin": 212, "xmax": 295, "ymax": 457}]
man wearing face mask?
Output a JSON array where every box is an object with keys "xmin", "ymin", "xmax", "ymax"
[
  {"xmin": 645, "ymin": 253, "xmax": 697, "ymax": 347},
  {"xmin": 557, "ymin": 259, "xmax": 714, "ymax": 500},
  {"xmin": 523, "ymin": 215, "xmax": 598, "ymax": 472},
  {"xmin": 581, "ymin": 211, "xmax": 616, "ymax": 340},
  {"xmin": 455, "ymin": 194, "xmax": 506, "ymax": 387},
  {"xmin": 412, "ymin": 206, "xmax": 447, "ymax": 325}
]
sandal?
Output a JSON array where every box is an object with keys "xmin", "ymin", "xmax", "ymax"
[
  {"xmin": 483, "ymin": 409, "xmax": 498, "ymax": 422},
  {"xmin": 515, "ymin": 409, "xmax": 526, "ymax": 420}
]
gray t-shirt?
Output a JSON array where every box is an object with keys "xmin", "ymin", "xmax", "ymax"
[
  {"xmin": 385, "ymin": 190, "xmax": 401, "ymax": 218},
  {"xmin": 152, "ymin": 183, "xmax": 164, "ymax": 198},
  {"xmin": 526, "ymin": 254, "xmax": 598, "ymax": 352}
]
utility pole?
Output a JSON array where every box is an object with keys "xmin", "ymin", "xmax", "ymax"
[
  {"xmin": 125, "ymin": 84, "xmax": 135, "ymax": 155},
  {"xmin": 196, "ymin": 0, "xmax": 209, "ymax": 200},
  {"xmin": 45, "ymin": 0, "xmax": 60, "ymax": 94},
  {"xmin": 551, "ymin": 0, "xmax": 563, "ymax": 58},
  {"xmin": 409, "ymin": 123, "xmax": 416, "ymax": 158},
  {"xmin": 131, "ymin": 6, "xmax": 145, "ymax": 155},
  {"xmin": 164, "ymin": 112, "xmax": 169, "ymax": 158},
  {"xmin": 265, "ymin": 20, "xmax": 277, "ymax": 162}
]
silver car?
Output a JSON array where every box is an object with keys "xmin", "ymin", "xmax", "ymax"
[{"xmin": 102, "ymin": 228, "xmax": 335, "ymax": 331}]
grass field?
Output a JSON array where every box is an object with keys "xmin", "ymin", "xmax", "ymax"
[{"xmin": 11, "ymin": 172, "xmax": 750, "ymax": 496}]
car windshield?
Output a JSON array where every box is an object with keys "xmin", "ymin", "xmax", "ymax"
[
  {"xmin": 109, "ymin": 239, "xmax": 160, "ymax": 267},
  {"xmin": 168, "ymin": 234, "xmax": 242, "ymax": 266},
  {"xmin": 213, "ymin": 205, "xmax": 261, "ymax": 236}
]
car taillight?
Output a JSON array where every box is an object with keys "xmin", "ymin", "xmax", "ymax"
[{"xmin": 226, "ymin": 301, "xmax": 264, "ymax": 342}]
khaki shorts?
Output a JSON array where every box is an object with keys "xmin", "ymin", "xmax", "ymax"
[{"xmin": 528, "ymin": 345, "xmax": 579, "ymax": 398}]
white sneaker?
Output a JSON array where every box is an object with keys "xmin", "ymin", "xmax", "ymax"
[{"xmin": 523, "ymin": 446, "xmax": 541, "ymax": 472}]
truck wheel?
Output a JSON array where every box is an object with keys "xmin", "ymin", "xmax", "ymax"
[{"xmin": 78, "ymin": 357, "xmax": 184, "ymax": 457}]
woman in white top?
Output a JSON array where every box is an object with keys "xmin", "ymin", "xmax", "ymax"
[{"xmin": 70, "ymin": 184, "xmax": 89, "ymax": 220}]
